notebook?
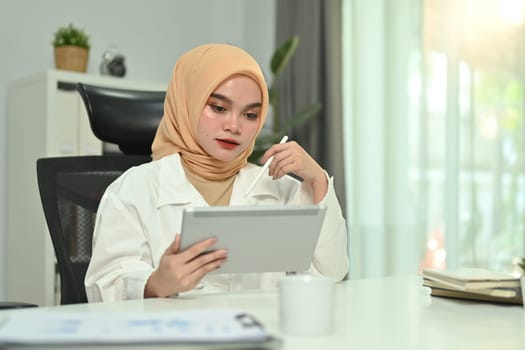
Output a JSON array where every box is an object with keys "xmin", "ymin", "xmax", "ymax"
[
  {"xmin": 422, "ymin": 268, "xmax": 520, "ymax": 290},
  {"xmin": 180, "ymin": 205, "xmax": 327, "ymax": 274},
  {"xmin": 422, "ymin": 278, "xmax": 519, "ymax": 298},
  {"xmin": 427, "ymin": 287, "xmax": 522, "ymax": 305}
]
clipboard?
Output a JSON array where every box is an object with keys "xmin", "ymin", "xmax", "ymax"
[
  {"xmin": 0, "ymin": 309, "xmax": 282, "ymax": 348},
  {"xmin": 180, "ymin": 205, "xmax": 327, "ymax": 274}
]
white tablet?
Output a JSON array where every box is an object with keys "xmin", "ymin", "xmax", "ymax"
[{"xmin": 179, "ymin": 205, "xmax": 327, "ymax": 274}]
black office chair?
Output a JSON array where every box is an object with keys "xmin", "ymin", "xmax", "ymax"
[
  {"xmin": 35, "ymin": 83, "xmax": 164, "ymax": 304},
  {"xmin": 36, "ymin": 156, "xmax": 151, "ymax": 304},
  {"xmin": 76, "ymin": 83, "xmax": 166, "ymax": 155}
]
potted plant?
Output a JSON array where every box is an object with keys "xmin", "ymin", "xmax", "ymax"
[
  {"xmin": 52, "ymin": 23, "xmax": 90, "ymax": 73},
  {"xmin": 249, "ymin": 36, "xmax": 321, "ymax": 162}
]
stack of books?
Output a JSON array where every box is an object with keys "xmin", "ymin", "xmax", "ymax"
[{"xmin": 421, "ymin": 268, "xmax": 522, "ymax": 305}]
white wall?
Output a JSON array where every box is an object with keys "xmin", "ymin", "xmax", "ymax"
[{"xmin": 0, "ymin": 0, "xmax": 276, "ymax": 299}]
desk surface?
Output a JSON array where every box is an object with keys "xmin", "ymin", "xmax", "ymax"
[{"xmin": 1, "ymin": 275, "xmax": 524, "ymax": 349}]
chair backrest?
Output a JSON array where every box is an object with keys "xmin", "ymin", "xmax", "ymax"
[
  {"xmin": 76, "ymin": 83, "xmax": 165, "ymax": 155},
  {"xmin": 36, "ymin": 155, "xmax": 150, "ymax": 304}
]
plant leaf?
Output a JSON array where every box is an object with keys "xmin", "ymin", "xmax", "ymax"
[
  {"xmin": 256, "ymin": 134, "xmax": 284, "ymax": 148},
  {"xmin": 251, "ymin": 35, "xmax": 323, "ymax": 163},
  {"xmin": 249, "ymin": 103, "xmax": 321, "ymax": 163},
  {"xmin": 270, "ymin": 36, "xmax": 299, "ymax": 77},
  {"xmin": 268, "ymin": 86, "xmax": 278, "ymax": 106},
  {"xmin": 248, "ymin": 148, "xmax": 266, "ymax": 163},
  {"xmin": 280, "ymin": 103, "xmax": 322, "ymax": 133},
  {"xmin": 519, "ymin": 257, "xmax": 525, "ymax": 274},
  {"xmin": 249, "ymin": 134, "xmax": 285, "ymax": 163},
  {"xmin": 52, "ymin": 23, "xmax": 90, "ymax": 49}
]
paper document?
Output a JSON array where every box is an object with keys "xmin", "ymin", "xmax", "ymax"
[
  {"xmin": 0, "ymin": 309, "xmax": 271, "ymax": 345},
  {"xmin": 421, "ymin": 268, "xmax": 519, "ymax": 290}
]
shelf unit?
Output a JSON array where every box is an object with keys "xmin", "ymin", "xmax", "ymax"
[{"xmin": 6, "ymin": 70, "xmax": 166, "ymax": 305}]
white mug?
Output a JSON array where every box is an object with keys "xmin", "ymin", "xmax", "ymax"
[{"xmin": 278, "ymin": 275, "xmax": 336, "ymax": 335}]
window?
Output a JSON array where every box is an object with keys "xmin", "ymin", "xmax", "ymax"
[{"xmin": 343, "ymin": 0, "xmax": 525, "ymax": 277}]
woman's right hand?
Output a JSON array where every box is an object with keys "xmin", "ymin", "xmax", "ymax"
[{"xmin": 144, "ymin": 234, "xmax": 227, "ymax": 297}]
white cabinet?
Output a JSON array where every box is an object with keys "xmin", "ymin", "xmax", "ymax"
[{"xmin": 6, "ymin": 70, "xmax": 166, "ymax": 306}]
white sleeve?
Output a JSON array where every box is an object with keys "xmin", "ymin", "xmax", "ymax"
[
  {"xmin": 294, "ymin": 173, "xmax": 349, "ymax": 281},
  {"xmin": 84, "ymin": 188, "xmax": 154, "ymax": 302}
]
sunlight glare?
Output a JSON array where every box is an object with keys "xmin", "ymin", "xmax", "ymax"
[{"xmin": 499, "ymin": 0, "xmax": 525, "ymax": 25}]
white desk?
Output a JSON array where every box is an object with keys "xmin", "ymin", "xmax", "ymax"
[{"xmin": 1, "ymin": 275, "xmax": 523, "ymax": 349}]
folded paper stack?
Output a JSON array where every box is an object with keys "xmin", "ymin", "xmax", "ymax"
[{"xmin": 421, "ymin": 267, "xmax": 522, "ymax": 305}]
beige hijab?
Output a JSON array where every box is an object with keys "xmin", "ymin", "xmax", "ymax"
[{"xmin": 151, "ymin": 44, "xmax": 269, "ymax": 182}]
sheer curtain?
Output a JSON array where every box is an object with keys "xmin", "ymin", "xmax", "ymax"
[{"xmin": 343, "ymin": 0, "xmax": 525, "ymax": 278}]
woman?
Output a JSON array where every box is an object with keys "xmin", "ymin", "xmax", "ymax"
[{"xmin": 84, "ymin": 43, "xmax": 348, "ymax": 302}]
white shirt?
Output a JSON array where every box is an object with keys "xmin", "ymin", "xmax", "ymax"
[{"xmin": 85, "ymin": 153, "xmax": 349, "ymax": 302}]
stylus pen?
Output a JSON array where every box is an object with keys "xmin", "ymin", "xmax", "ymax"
[{"xmin": 245, "ymin": 135, "xmax": 288, "ymax": 195}]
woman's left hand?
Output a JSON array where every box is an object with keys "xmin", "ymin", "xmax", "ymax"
[{"xmin": 260, "ymin": 140, "xmax": 328, "ymax": 203}]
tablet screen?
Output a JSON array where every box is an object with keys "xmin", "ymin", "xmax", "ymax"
[{"xmin": 180, "ymin": 205, "xmax": 327, "ymax": 274}]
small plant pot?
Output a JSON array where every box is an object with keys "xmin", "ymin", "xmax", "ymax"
[{"xmin": 54, "ymin": 46, "xmax": 89, "ymax": 72}]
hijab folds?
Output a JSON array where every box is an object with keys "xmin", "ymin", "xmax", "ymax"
[{"xmin": 151, "ymin": 44, "xmax": 269, "ymax": 182}]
